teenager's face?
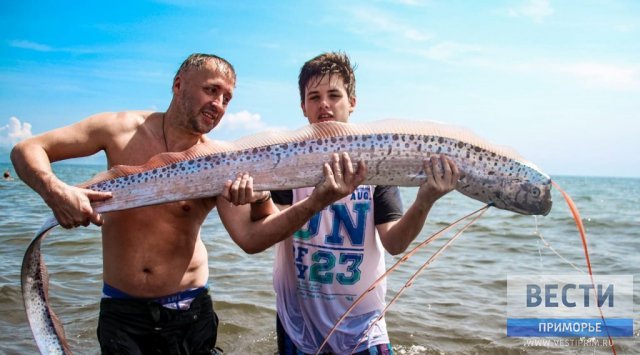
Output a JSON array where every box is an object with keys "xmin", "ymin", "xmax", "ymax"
[
  {"xmin": 301, "ymin": 75, "xmax": 355, "ymax": 124},
  {"xmin": 174, "ymin": 62, "xmax": 235, "ymax": 134}
]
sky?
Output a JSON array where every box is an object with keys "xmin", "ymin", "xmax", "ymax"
[{"xmin": 1, "ymin": 0, "xmax": 639, "ymax": 177}]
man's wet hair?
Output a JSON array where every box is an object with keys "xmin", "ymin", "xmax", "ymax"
[
  {"xmin": 298, "ymin": 52, "xmax": 356, "ymax": 103},
  {"xmin": 175, "ymin": 53, "xmax": 236, "ymax": 84}
]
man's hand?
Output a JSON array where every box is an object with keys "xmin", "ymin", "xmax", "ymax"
[
  {"xmin": 223, "ymin": 173, "xmax": 270, "ymax": 206},
  {"xmin": 416, "ymin": 155, "xmax": 460, "ymax": 206},
  {"xmin": 308, "ymin": 152, "xmax": 367, "ymax": 208},
  {"xmin": 46, "ymin": 182, "xmax": 112, "ymax": 229}
]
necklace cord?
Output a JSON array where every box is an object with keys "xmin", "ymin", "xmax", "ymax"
[{"xmin": 162, "ymin": 113, "xmax": 169, "ymax": 152}]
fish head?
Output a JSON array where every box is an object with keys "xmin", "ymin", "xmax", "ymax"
[
  {"xmin": 517, "ymin": 178, "xmax": 552, "ymax": 215},
  {"xmin": 491, "ymin": 174, "xmax": 552, "ymax": 216}
]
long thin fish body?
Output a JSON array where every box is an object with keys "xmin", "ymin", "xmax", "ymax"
[
  {"xmin": 85, "ymin": 119, "xmax": 552, "ymax": 215},
  {"xmin": 22, "ymin": 217, "xmax": 72, "ymax": 355},
  {"xmin": 22, "ymin": 119, "xmax": 552, "ymax": 353}
]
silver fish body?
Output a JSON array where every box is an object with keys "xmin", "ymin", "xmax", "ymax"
[
  {"xmin": 22, "ymin": 217, "xmax": 71, "ymax": 355},
  {"xmin": 22, "ymin": 119, "xmax": 551, "ymax": 353},
  {"xmin": 84, "ymin": 119, "xmax": 551, "ymax": 215}
]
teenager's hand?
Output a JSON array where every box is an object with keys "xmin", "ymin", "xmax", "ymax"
[
  {"xmin": 308, "ymin": 153, "xmax": 367, "ymax": 209},
  {"xmin": 415, "ymin": 155, "xmax": 460, "ymax": 206}
]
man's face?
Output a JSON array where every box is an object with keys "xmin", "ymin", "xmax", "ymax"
[
  {"xmin": 174, "ymin": 62, "xmax": 235, "ymax": 134},
  {"xmin": 301, "ymin": 75, "xmax": 355, "ymax": 124}
]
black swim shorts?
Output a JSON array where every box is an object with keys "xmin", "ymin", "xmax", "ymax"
[{"xmin": 97, "ymin": 289, "xmax": 220, "ymax": 354}]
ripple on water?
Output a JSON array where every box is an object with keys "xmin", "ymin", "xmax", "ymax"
[{"xmin": 2, "ymin": 168, "xmax": 638, "ymax": 354}]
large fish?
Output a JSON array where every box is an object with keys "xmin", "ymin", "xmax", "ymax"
[{"xmin": 22, "ymin": 119, "xmax": 552, "ymax": 354}]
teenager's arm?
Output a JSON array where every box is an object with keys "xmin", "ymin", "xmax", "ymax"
[{"xmin": 377, "ymin": 156, "xmax": 459, "ymax": 255}]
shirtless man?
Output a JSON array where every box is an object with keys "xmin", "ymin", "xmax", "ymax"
[{"xmin": 11, "ymin": 53, "xmax": 365, "ymax": 354}]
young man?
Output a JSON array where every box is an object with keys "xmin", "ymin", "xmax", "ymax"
[
  {"xmin": 11, "ymin": 53, "xmax": 364, "ymax": 354},
  {"xmin": 271, "ymin": 52, "xmax": 461, "ymax": 354}
]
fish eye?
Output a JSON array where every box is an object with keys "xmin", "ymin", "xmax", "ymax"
[{"xmin": 531, "ymin": 187, "xmax": 540, "ymax": 197}]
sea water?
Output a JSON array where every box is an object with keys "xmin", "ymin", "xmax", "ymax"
[{"xmin": 0, "ymin": 162, "xmax": 637, "ymax": 354}]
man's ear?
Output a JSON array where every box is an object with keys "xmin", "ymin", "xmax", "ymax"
[
  {"xmin": 172, "ymin": 76, "xmax": 182, "ymax": 95},
  {"xmin": 301, "ymin": 101, "xmax": 308, "ymax": 118},
  {"xmin": 348, "ymin": 96, "xmax": 357, "ymax": 114}
]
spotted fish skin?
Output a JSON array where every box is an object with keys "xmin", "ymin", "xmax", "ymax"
[
  {"xmin": 22, "ymin": 217, "xmax": 71, "ymax": 355},
  {"xmin": 85, "ymin": 119, "xmax": 551, "ymax": 216},
  {"xmin": 22, "ymin": 119, "xmax": 551, "ymax": 353}
]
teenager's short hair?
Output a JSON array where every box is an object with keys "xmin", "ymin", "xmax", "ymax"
[
  {"xmin": 174, "ymin": 53, "xmax": 236, "ymax": 83},
  {"xmin": 298, "ymin": 52, "xmax": 356, "ymax": 102}
]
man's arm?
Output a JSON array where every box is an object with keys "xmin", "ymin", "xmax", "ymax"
[
  {"xmin": 10, "ymin": 113, "xmax": 115, "ymax": 228},
  {"xmin": 377, "ymin": 155, "xmax": 460, "ymax": 255},
  {"xmin": 220, "ymin": 172, "xmax": 275, "ymax": 222},
  {"xmin": 217, "ymin": 153, "xmax": 367, "ymax": 254}
]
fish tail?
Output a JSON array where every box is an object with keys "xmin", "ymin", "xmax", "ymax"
[{"xmin": 551, "ymin": 181, "xmax": 617, "ymax": 355}]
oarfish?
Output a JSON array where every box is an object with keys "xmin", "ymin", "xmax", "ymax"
[{"xmin": 22, "ymin": 119, "xmax": 552, "ymax": 354}]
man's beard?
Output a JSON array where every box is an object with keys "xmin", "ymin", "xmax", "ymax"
[{"xmin": 179, "ymin": 93, "xmax": 213, "ymax": 134}]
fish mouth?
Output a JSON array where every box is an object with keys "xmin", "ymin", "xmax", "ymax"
[
  {"xmin": 540, "ymin": 193, "xmax": 553, "ymax": 216},
  {"xmin": 536, "ymin": 179, "xmax": 553, "ymax": 216}
]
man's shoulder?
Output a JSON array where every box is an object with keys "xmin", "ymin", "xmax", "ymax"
[
  {"xmin": 86, "ymin": 110, "xmax": 154, "ymax": 132},
  {"xmin": 94, "ymin": 111, "xmax": 160, "ymax": 165},
  {"xmin": 111, "ymin": 110, "xmax": 153, "ymax": 125}
]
